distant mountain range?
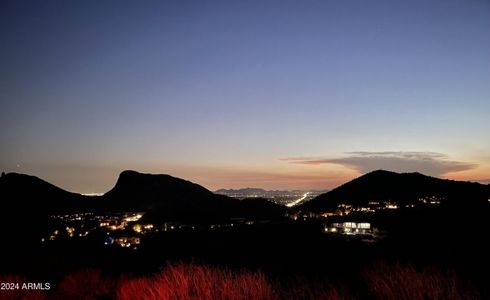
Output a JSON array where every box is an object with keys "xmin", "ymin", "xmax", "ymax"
[
  {"xmin": 299, "ymin": 170, "xmax": 490, "ymax": 212},
  {"xmin": 216, "ymin": 188, "xmax": 268, "ymax": 194},
  {"xmin": 215, "ymin": 188, "xmax": 327, "ymax": 195}
]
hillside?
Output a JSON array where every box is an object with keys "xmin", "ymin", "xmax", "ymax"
[
  {"xmin": 0, "ymin": 172, "xmax": 87, "ymax": 214},
  {"xmin": 299, "ymin": 170, "xmax": 490, "ymax": 212},
  {"xmin": 100, "ymin": 170, "xmax": 223, "ymax": 211},
  {"xmin": 0, "ymin": 171, "xmax": 287, "ymax": 223}
]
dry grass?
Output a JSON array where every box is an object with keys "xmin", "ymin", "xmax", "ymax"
[
  {"xmin": 363, "ymin": 262, "xmax": 480, "ymax": 300},
  {"xmin": 0, "ymin": 262, "xmax": 482, "ymax": 300},
  {"xmin": 117, "ymin": 263, "xmax": 277, "ymax": 300}
]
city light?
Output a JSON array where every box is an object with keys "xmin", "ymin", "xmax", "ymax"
[{"xmin": 286, "ymin": 192, "xmax": 310, "ymax": 207}]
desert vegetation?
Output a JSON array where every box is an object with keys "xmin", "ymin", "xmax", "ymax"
[{"xmin": 0, "ymin": 262, "xmax": 482, "ymax": 300}]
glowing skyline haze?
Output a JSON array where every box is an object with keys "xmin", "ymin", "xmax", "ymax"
[{"xmin": 1, "ymin": 0, "xmax": 489, "ymax": 193}]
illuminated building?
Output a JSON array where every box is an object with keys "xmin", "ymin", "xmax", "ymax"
[{"xmin": 324, "ymin": 222, "xmax": 373, "ymax": 235}]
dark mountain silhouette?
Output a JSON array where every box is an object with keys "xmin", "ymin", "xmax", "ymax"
[
  {"xmin": 0, "ymin": 171, "xmax": 287, "ymax": 223},
  {"xmin": 0, "ymin": 173, "xmax": 90, "ymax": 245},
  {"xmin": 101, "ymin": 170, "xmax": 223, "ymax": 212},
  {"xmin": 299, "ymin": 170, "xmax": 490, "ymax": 212},
  {"xmin": 107, "ymin": 171, "xmax": 287, "ymax": 223},
  {"xmin": 0, "ymin": 172, "xmax": 87, "ymax": 214},
  {"xmin": 102, "ymin": 171, "xmax": 246, "ymax": 222}
]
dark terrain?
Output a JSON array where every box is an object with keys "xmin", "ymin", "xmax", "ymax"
[{"xmin": 1, "ymin": 170, "xmax": 489, "ymax": 298}]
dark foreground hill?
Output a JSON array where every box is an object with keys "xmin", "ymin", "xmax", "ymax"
[
  {"xmin": 0, "ymin": 172, "xmax": 87, "ymax": 214},
  {"xmin": 299, "ymin": 170, "xmax": 490, "ymax": 212},
  {"xmin": 0, "ymin": 170, "xmax": 288, "ymax": 247}
]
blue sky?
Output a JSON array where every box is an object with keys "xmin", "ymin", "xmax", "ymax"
[{"xmin": 1, "ymin": 0, "xmax": 489, "ymax": 192}]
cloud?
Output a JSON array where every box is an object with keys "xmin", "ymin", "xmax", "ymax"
[{"xmin": 281, "ymin": 151, "xmax": 477, "ymax": 177}]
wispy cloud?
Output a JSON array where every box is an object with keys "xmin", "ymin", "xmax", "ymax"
[{"xmin": 281, "ymin": 151, "xmax": 477, "ymax": 177}]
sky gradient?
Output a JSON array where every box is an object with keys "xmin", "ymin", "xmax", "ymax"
[{"xmin": 1, "ymin": 0, "xmax": 490, "ymax": 193}]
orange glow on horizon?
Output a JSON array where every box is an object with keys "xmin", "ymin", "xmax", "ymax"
[{"xmin": 443, "ymin": 169, "xmax": 490, "ymax": 184}]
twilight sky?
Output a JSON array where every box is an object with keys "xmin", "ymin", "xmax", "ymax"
[{"xmin": 1, "ymin": 0, "xmax": 489, "ymax": 193}]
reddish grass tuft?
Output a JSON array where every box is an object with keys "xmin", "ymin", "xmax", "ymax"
[
  {"xmin": 117, "ymin": 263, "xmax": 278, "ymax": 300},
  {"xmin": 363, "ymin": 262, "xmax": 479, "ymax": 300},
  {"xmin": 1, "ymin": 262, "xmax": 483, "ymax": 300}
]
